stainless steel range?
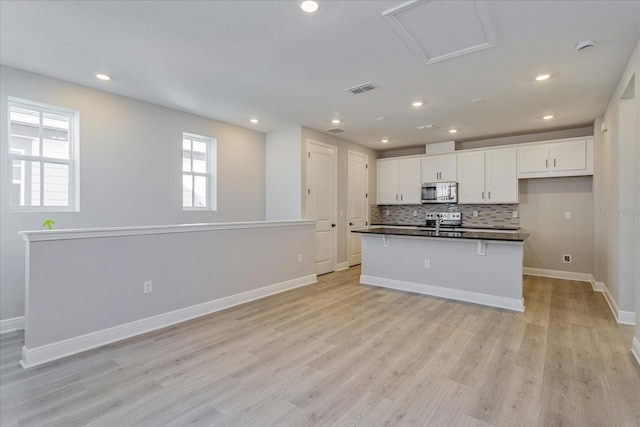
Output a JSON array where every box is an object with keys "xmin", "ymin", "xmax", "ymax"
[{"xmin": 425, "ymin": 212, "xmax": 462, "ymax": 228}]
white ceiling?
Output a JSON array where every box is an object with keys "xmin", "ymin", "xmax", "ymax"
[{"xmin": 1, "ymin": 0, "xmax": 639, "ymax": 150}]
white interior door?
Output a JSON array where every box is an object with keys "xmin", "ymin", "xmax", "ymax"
[
  {"xmin": 307, "ymin": 141, "xmax": 337, "ymax": 275},
  {"xmin": 348, "ymin": 151, "xmax": 369, "ymax": 267}
]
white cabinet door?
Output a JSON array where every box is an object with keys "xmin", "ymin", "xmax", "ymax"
[
  {"xmin": 421, "ymin": 154, "xmax": 456, "ymax": 182},
  {"xmin": 398, "ymin": 158, "xmax": 421, "ymax": 204},
  {"xmin": 457, "ymin": 151, "xmax": 485, "ymax": 204},
  {"xmin": 486, "ymin": 148, "xmax": 518, "ymax": 203},
  {"xmin": 377, "ymin": 159, "xmax": 399, "ymax": 204},
  {"xmin": 551, "ymin": 140, "xmax": 586, "ymax": 172},
  {"xmin": 439, "ymin": 154, "xmax": 457, "ymax": 181},
  {"xmin": 421, "ymin": 156, "xmax": 439, "ymax": 183},
  {"xmin": 518, "ymin": 145, "xmax": 550, "ymax": 175}
]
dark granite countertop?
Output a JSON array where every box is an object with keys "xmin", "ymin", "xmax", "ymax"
[
  {"xmin": 353, "ymin": 227, "xmax": 528, "ymax": 242},
  {"xmin": 370, "ymin": 223, "xmax": 521, "ymax": 231}
]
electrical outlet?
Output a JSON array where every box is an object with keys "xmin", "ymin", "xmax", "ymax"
[
  {"xmin": 563, "ymin": 254, "xmax": 572, "ymax": 263},
  {"xmin": 143, "ymin": 281, "xmax": 153, "ymax": 294},
  {"xmin": 298, "ymin": 254, "xmax": 303, "ymax": 262},
  {"xmin": 512, "ymin": 211, "xmax": 518, "ymax": 218},
  {"xmin": 565, "ymin": 211, "xmax": 571, "ymax": 219},
  {"xmin": 424, "ymin": 259, "xmax": 431, "ymax": 268},
  {"xmin": 385, "ymin": 210, "xmax": 390, "ymax": 216},
  {"xmin": 473, "ymin": 210, "xmax": 478, "ymax": 217}
]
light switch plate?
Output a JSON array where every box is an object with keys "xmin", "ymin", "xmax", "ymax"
[{"xmin": 565, "ymin": 211, "xmax": 571, "ymax": 219}]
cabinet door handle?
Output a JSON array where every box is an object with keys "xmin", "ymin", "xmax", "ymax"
[
  {"xmin": 396, "ymin": 194, "xmax": 398, "ymax": 201},
  {"xmin": 554, "ymin": 158, "xmax": 557, "ymax": 167},
  {"xmin": 488, "ymin": 191, "xmax": 491, "ymax": 199},
  {"xmin": 546, "ymin": 159, "xmax": 548, "ymax": 168},
  {"xmin": 400, "ymin": 194, "xmax": 403, "ymax": 201},
  {"xmin": 482, "ymin": 191, "xmax": 484, "ymax": 199}
]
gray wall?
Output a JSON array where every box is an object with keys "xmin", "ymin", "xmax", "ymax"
[
  {"xmin": 456, "ymin": 127, "xmax": 594, "ymax": 151},
  {"xmin": 0, "ymin": 66, "xmax": 267, "ymax": 321},
  {"xmin": 24, "ymin": 222, "xmax": 315, "ymax": 351},
  {"xmin": 595, "ymin": 41, "xmax": 639, "ymax": 316},
  {"xmin": 377, "ymin": 127, "xmax": 593, "ymax": 158},
  {"xmin": 519, "ymin": 177, "xmax": 594, "ymax": 274},
  {"xmin": 265, "ymin": 127, "xmax": 302, "ymax": 220}
]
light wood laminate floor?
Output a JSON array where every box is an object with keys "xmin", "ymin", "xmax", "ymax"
[{"xmin": 1, "ymin": 267, "xmax": 639, "ymax": 426}]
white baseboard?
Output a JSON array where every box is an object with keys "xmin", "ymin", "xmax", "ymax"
[
  {"xmin": 600, "ymin": 282, "xmax": 636, "ymax": 326},
  {"xmin": 593, "ymin": 281, "xmax": 605, "ymax": 292},
  {"xmin": 632, "ymin": 338, "xmax": 640, "ymax": 367},
  {"xmin": 360, "ymin": 275, "xmax": 524, "ymax": 312},
  {"xmin": 20, "ymin": 274, "xmax": 317, "ymax": 369},
  {"xmin": 523, "ymin": 267, "xmax": 594, "ymax": 283},
  {"xmin": 335, "ymin": 262, "xmax": 349, "ymax": 272},
  {"xmin": 1, "ymin": 316, "xmax": 25, "ymax": 334}
]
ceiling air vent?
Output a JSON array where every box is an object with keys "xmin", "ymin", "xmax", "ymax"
[
  {"xmin": 345, "ymin": 82, "xmax": 376, "ymax": 94},
  {"xmin": 326, "ymin": 128, "xmax": 344, "ymax": 133},
  {"xmin": 416, "ymin": 124, "xmax": 435, "ymax": 131}
]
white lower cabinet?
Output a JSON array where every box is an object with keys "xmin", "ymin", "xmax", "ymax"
[{"xmin": 458, "ymin": 148, "xmax": 518, "ymax": 204}]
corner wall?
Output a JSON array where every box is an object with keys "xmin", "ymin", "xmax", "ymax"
[
  {"xmin": 594, "ymin": 40, "xmax": 639, "ymax": 330},
  {"xmin": 0, "ymin": 66, "xmax": 267, "ymax": 322}
]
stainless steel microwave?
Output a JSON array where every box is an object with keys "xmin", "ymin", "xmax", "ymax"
[{"xmin": 421, "ymin": 181, "xmax": 458, "ymax": 204}]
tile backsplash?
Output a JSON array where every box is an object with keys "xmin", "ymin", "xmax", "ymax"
[{"xmin": 371, "ymin": 204, "xmax": 520, "ymax": 228}]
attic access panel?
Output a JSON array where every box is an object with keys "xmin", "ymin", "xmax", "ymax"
[{"xmin": 383, "ymin": 0, "xmax": 496, "ymax": 65}]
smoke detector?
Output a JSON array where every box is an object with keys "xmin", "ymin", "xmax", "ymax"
[
  {"xmin": 326, "ymin": 128, "xmax": 344, "ymax": 133},
  {"xmin": 576, "ymin": 40, "xmax": 596, "ymax": 52},
  {"xmin": 416, "ymin": 124, "xmax": 435, "ymax": 131}
]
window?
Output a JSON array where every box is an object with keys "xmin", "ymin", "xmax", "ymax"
[
  {"xmin": 182, "ymin": 133, "xmax": 216, "ymax": 210},
  {"xmin": 8, "ymin": 99, "xmax": 79, "ymax": 211}
]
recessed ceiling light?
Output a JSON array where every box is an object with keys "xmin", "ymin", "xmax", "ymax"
[
  {"xmin": 376, "ymin": 117, "xmax": 386, "ymax": 121},
  {"xmin": 536, "ymin": 74, "xmax": 551, "ymax": 81},
  {"xmin": 250, "ymin": 118, "xmax": 259, "ymax": 124},
  {"xmin": 300, "ymin": 0, "xmax": 319, "ymax": 13},
  {"xmin": 331, "ymin": 119, "xmax": 341, "ymax": 124},
  {"xmin": 95, "ymin": 73, "xmax": 111, "ymax": 81},
  {"xmin": 411, "ymin": 101, "xmax": 423, "ymax": 107},
  {"xmin": 449, "ymin": 129, "xmax": 458, "ymax": 134},
  {"xmin": 471, "ymin": 98, "xmax": 484, "ymax": 103},
  {"xmin": 381, "ymin": 139, "xmax": 389, "ymax": 144},
  {"xmin": 542, "ymin": 115, "xmax": 554, "ymax": 120}
]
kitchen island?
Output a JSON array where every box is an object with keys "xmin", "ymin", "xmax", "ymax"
[{"xmin": 352, "ymin": 227, "xmax": 529, "ymax": 312}]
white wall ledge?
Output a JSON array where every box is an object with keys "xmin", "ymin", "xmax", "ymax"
[{"xmin": 20, "ymin": 220, "xmax": 316, "ymax": 242}]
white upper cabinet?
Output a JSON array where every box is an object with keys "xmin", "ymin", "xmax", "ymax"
[
  {"xmin": 518, "ymin": 145, "xmax": 550, "ymax": 174},
  {"xmin": 457, "ymin": 151, "xmax": 486, "ymax": 204},
  {"xmin": 421, "ymin": 153, "xmax": 457, "ymax": 182},
  {"xmin": 377, "ymin": 159, "xmax": 399, "ymax": 204},
  {"xmin": 485, "ymin": 148, "xmax": 518, "ymax": 203},
  {"xmin": 458, "ymin": 148, "xmax": 518, "ymax": 204},
  {"xmin": 377, "ymin": 157, "xmax": 421, "ymax": 204},
  {"xmin": 518, "ymin": 137, "xmax": 593, "ymax": 178},
  {"xmin": 552, "ymin": 140, "xmax": 587, "ymax": 172}
]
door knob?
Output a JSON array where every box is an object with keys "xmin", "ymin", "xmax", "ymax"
[
  {"xmin": 349, "ymin": 222, "xmax": 354, "ymax": 226},
  {"xmin": 332, "ymin": 224, "xmax": 336, "ymax": 227}
]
